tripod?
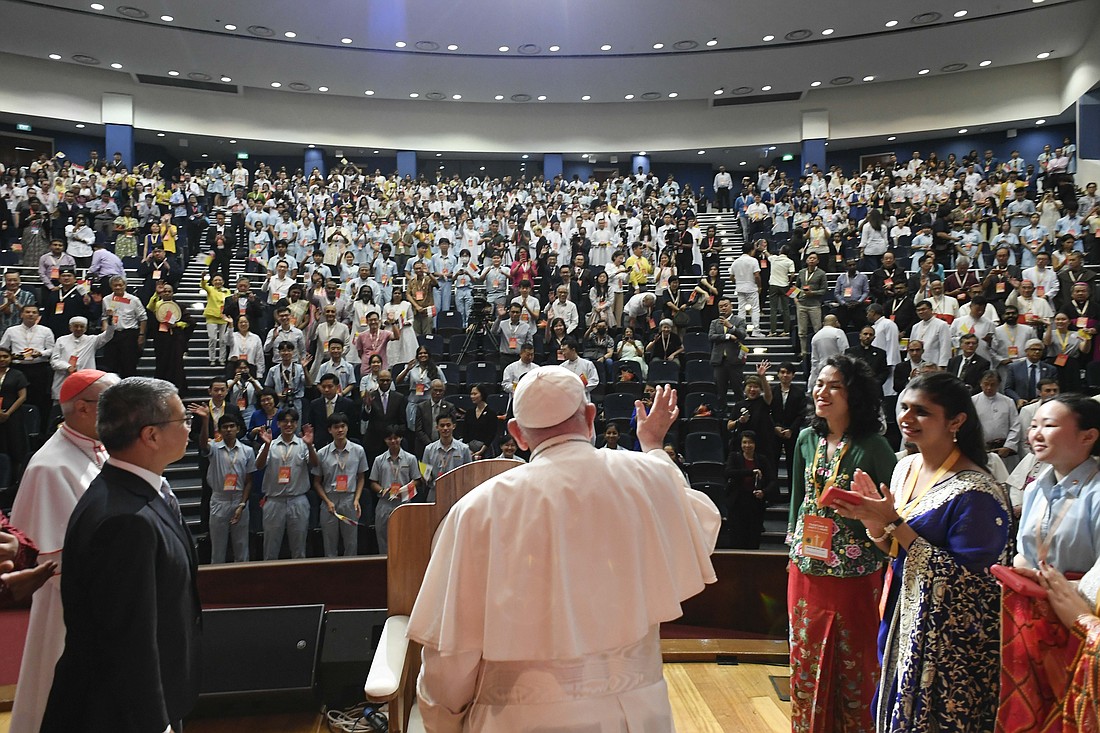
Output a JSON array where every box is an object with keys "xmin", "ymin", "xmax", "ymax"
[{"xmin": 457, "ymin": 317, "xmax": 498, "ymax": 363}]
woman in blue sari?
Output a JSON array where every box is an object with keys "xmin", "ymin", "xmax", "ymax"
[{"xmin": 834, "ymin": 372, "xmax": 1009, "ymax": 731}]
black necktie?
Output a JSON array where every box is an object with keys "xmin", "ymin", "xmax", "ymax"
[{"xmin": 1028, "ymin": 363, "xmax": 1037, "ymax": 397}]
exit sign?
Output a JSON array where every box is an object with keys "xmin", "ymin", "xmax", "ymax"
[
  {"xmin": 15, "ymin": 123, "xmax": 31, "ymax": 132},
  {"xmin": 236, "ymin": 152, "xmax": 249, "ymax": 160}
]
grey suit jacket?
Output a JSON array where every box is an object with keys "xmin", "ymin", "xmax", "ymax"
[{"xmin": 708, "ymin": 315, "xmax": 748, "ymax": 366}]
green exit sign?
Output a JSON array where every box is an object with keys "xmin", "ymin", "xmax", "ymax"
[
  {"xmin": 236, "ymin": 152, "xmax": 249, "ymax": 160},
  {"xmin": 15, "ymin": 123, "xmax": 31, "ymax": 132},
  {"xmin": 782, "ymin": 153, "xmax": 794, "ymax": 162}
]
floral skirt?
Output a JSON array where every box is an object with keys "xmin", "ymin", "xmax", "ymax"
[{"xmin": 788, "ymin": 564, "xmax": 883, "ymax": 733}]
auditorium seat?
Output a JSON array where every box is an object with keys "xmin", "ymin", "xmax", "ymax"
[
  {"xmin": 684, "ymin": 432, "xmax": 724, "ymax": 464},
  {"xmin": 682, "ymin": 332, "xmax": 710, "ymax": 358},
  {"xmin": 437, "ymin": 361, "xmax": 460, "ymax": 386},
  {"xmin": 684, "ymin": 359, "xmax": 717, "ymax": 392},
  {"xmin": 683, "ymin": 391, "xmax": 723, "ymax": 419},
  {"xmin": 485, "ymin": 392, "xmax": 510, "ymax": 419},
  {"xmin": 464, "ymin": 361, "xmax": 500, "ymax": 388},
  {"xmin": 418, "ymin": 333, "xmax": 446, "ymax": 359},
  {"xmin": 647, "ymin": 359, "xmax": 680, "ymax": 386},
  {"xmin": 603, "ymin": 393, "xmax": 637, "ymax": 423}
]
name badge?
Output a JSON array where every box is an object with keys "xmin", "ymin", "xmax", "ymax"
[
  {"xmin": 152, "ymin": 269, "xmax": 161, "ymax": 280},
  {"xmin": 54, "ymin": 302, "xmax": 65, "ymax": 315},
  {"xmin": 277, "ymin": 466, "xmax": 292, "ymax": 484},
  {"xmin": 223, "ymin": 473, "xmax": 239, "ymax": 491},
  {"xmin": 844, "ymin": 287, "xmax": 853, "ymax": 298},
  {"xmin": 50, "ymin": 267, "xmax": 59, "ymax": 279},
  {"xmin": 237, "ymin": 396, "xmax": 247, "ymax": 409},
  {"xmin": 415, "ymin": 383, "xmax": 425, "ymax": 396},
  {"xmin": 117, "ymin": 296, "xmax": 130, "ymax": 305},
  {"xmin": 69, "ymin": 354, "xmax": 78, "ymax": 367},
  {"xmin": 335, "ymin": 475, "xmax": 349, "ymax": 492},
  {"xmin": 800, "ymin": 515, "xmax": 835, "ymax": 560},
  {"xmin": 1008, "ymin": 346, "xmax": 1019, "ymax": 357},
  {"xmin": 1077, "ymin": 317, "xmax": 1088, "ymax": 329},
  {"xmin": 883, "ymin": 278, "xmax": 893, "ymax": 287},
  {"xmin": 508, "ymin": 337, "xmax": 518, "ymax": 350},
  {"xmin": 1036, "ymin": 286, "xmax": 1045, "ymax": 299},
  {"xmin": 1055, "ymin": 353, "xmax": 1069, "ymax": 367}
]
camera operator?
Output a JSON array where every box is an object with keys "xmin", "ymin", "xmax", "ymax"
[{"xmin": 492, "ymin": 302, "xmax": 534, "ymax": 367}]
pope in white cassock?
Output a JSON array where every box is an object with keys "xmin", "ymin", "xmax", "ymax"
[
  {"xmin": 9, "ymin": 370, "xmax": 117, "ymax": 733},
  {"xmin": 407, "ymin": 365, "xmax": 721, "ymax": 732}
]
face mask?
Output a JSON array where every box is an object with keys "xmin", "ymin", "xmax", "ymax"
[{"xmin": 461, "ymin": 256, "xmax": 470, "ymax": 263}]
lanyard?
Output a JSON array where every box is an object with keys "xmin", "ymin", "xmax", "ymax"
[
  {"xmin": 898, "ymin": 448, "xmax": 961, "ymax": 520},
  {"xmin": 1056, "ymin": 330, "xmax": 1070, "ymax": 354},
  {"xmin": 808, "ymin": 435, "xmax": 850, "ymax": 498}
]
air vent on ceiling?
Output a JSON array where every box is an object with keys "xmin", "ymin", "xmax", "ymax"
[
  {"xmin": 247, "ymin": 25, "xmax": 275, "ymax": 37},
  {"xmin": 673, "ymin": 40, "xmax": 699, "ymax": 50},
  {"xmin": 640, "ymin": 92, "xmax": 661, "ymax": 100},
  {"xmin": 941, "ymin": 63, "xmax": 968, "ymax": 72},
  {"xmin": 518, "ymin": 44, "xmax": 541, "ymax": 54},
  {"xmin": 415, "ymin": 41, "xmax": 439, "ymax": 51},
  {"xmin": 785, "ymin": 29, "xmax": 812, "ymax": 41},
  {"xmin": 912, "ymin": 12, "xmax": 942, "ymax": 24},
  {"xmin": 289, "ymin": 82, "xmax": 311, "ymax": 91},
  {"xmin": 188, "ymin": 72, "xmax": 212, "ymax": 81},
  {"xmin": 510, "ymin": 93, "xmax": 532, "ymax": 102},
  {"xmin": 830, "ymin": 76, "xmax": 854, "ymax": 85},
  {"xmin": 136, "ymin": 74, "xmax": 239, "ymax": 94},
  {"xmin": 72, "ymin": 54, "xmax": 100, "ymax": 65},
  {"xmin": 425, "ymin": 91, "xmax": 446, "ymax": 100},
  {"xmin": 116, "ymin": 5, "xmax": 148, "ymax": 18},
  {"xmin": 732, "ymin": 86, "xmax": 754, "ymax": 95},
  {"xmin": 712, "ymin": 91, "xmax": 803, "ymax": 107}
]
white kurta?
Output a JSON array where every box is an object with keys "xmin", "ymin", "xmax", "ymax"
[
  {"xmin": 9, "ymin": 424, "xmax": 107, "ymax": 733},
  {"xmin": 407, "ymin": 436, "xmax": 720, "ymax": 733}
]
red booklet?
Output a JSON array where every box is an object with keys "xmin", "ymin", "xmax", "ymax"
[
  {"xmin": 818, "ymin": 485, "xmax": 864, "ymax": 509},
  {"xmin": 991, "ymin": 564, "xmax": 1048, "ymax": 599}
]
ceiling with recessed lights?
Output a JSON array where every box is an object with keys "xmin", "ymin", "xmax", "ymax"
[{"xmin": 4, "ymin": 0, "xmax": 1095, "ymax": 104}]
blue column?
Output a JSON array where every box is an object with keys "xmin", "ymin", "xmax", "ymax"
[
  {"xmin": 304, "ymin": 148, "xmax": 326, "ymax": 177},
  {"xmin": 631, "ymin": 155, "xmax": 651, "ymax": 176},
  {"xmin": 801, "ymin": 139, "xmax": 826, "ymax": 174},
  {"xmin": 543, "ymin": 153, "xmax": 563, "ymax": 180},
  {"xmin": 1080, "ymin": 91, "xmax": 1100, "ymax": 162},
  {"xmin": 104, "ymin": 123, "xmax": 134, "ymax": 169},
  {"xmin": 397, "ymin": 151, "xmax": 418, "ymax": 179}
]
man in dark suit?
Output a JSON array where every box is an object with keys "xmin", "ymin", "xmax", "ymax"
[
  {"xmin": 413, "ymin": 379, "xmax": 456, "ymax": 457},
  {"xmin": 136, "ymin": 246, "xmax": 182, "ymax": 304},
  {"xmin": 222, "ymin": 275, "xmax": 266, "ymax": 335},
  {"xmin": 362, "ymin": 369, "xmax": 409, "ymax": 459},
  {"xmin": 305, "ymin": 374, "xmax": 359, "ymax": 449},
  {"xmin": 1056, "ymin": 253, "xmax": 1097, "ymax": 314},
  {"xmin": 709, "ymin": 298, "xmax": 748, "ymax": 400},
  {"xmin": 769, "ymin": 362, "xmax": 806, "ymax": 492},
  {"xmin": 868, "ymin": 251, "xmax": 902, "ymax": 304},
  {"xmin": 845, "ymin": 326, "xmax": 890, "ymax": 390},
  {"xmin": 42, "ymin": 377, "xmax": 199, "ymax": 733},
  {"xmin": 204, "ymin": 211, "xmax": 237, "ymax": 284},
  {"xmin": 893, "ymin": 340, "xmax": 931, "ymax": 396},
  {"xmin": 945, "ymin": 334, "xmax": 991, "ymax": 394},
  {"xmin": 1004, "ymin": 339, "xmax": 1059, "ymax": 408},
  {"xmin": 885, "ymin": 281, "xmax": 918, "ymax": 337}
]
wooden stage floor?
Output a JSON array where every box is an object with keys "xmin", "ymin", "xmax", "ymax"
[{"xmin": 0, "ymin": 662, "xmax": 791, "ymax": 733}]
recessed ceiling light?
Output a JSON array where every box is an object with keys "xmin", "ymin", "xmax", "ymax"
[
  {"xmin": 395, "ymin": 41, "xmax": 406, "ymax": 48},
  {"xmin": 494, "ymin": 94, "xmax": 504, "ymax": 100},
  {"xmin": 1033, "ymin": 0, "xmax": 1045, "ymax": 3},
  {"xmin": 1037, "ymin": 51, "xmax": 1051, "ymax": 59},
  {"xmin": 521, "ymin": 154, "xmax": 529, "ymax": 159},
  {"xmin": 498, "ymin": 46, "xmax": 509, "ymax": 52},
  {"xmin": 958, "ymin": 128, "xmax": 968, "ymax": 133},
  {"xmin": 739, "ymin": 161, "xmax": 747, "ymax": 166},
  {"xmin": 581, "ymin": 94, "xmax": 591, "ymax": 100},
  {"xmin": 157, "ymin": 132, "xmax": 165, "ymax": 137},
  {"xmin": 763, "ymin": 35, "xmax": 775, "ymax": 41},
  {"xmin": 706, "ymin": 38, "xmax": 718, "ymax": 46},
  {"xmin": 364, "ymin": 90, "xmax": 374, "ymax": 95},
  {"xmin": 600, "ymin": 44, "xmax": 612, "ymax": 51},
  {"xmin": 75, "ymin": 123, "xmax": 86, "ymax": 128},
  {"xmin": 863, "ymin": 75, "xmax": 875, "ymax": 81},
  {"xmin": 479, "ymin": 166, "xmax": 485, "ymax": 171},
  {"xmin": 668, "ymin": 92, "xmax": 678, "ymax": 97},
  {"xmin": 284, "ymin": 31, "xmax": 296, "ymax": 38},
  {"xmin": 653, "ymin": 43, "xmax": 664, "ymax": 49},
  {"xmin": 49, "ymin": 53, "xmax": 62, "ymax": 60},
  {"xmin": 410, "ymin": 92, "xmax": 419, "ymax": 98},
  {"xmin": 449, "ymin": 94, "xmax": 460, "ymax": 100},
  {"xmin": 548, "ymin": 45, "xmax": 560, "ymax": 52},
  {"xmin": 537, "ymin": 95, "xmax": 547, "ymax": 101},
  {"xmin": 448, "ymin": 44, "xmax": 459, "ymax": 50},
  {"xmin": 979, "ymin": 60, "xmax": 992, "ymax": 67},
  {"xmin": 625, "ymin": 94, "xmax": 634, "ymax": 100},
  {"xmin": 639, "ymin": 151, "xmax": 647, "ymax": 155},
  {"xmin": 318, "ymin": 86, "xmax": 328, "ymax": 92},
  {"xmin": 90, "ymin": 3, "xmax": 104, "ymax": 9},
  {"xmin": 160, "ymin": 15, "xmax": 173, "ymax": 22},
  {"xmin": 270, "ymin": 82, "xmax": 281, "ymax": 87},
  {"xmin": 887, "ymin": 136, "xmax": 897, "ymax": 141},
  {"xmin": 110, "ymin": 62, "xmax": 123, "ymax": 69},
  {"xmin": 760, "ymin": 85, "xmax": 772, "ymax": 91},
  {"xmin": 229, "ymin": 139, "xmax": 236, "ymax": 143},
  {"xmin": 918, "ymin": 68, "xmax": 930, "ymax": 75},
  {"xmin": 954, "ymin": 10, "xmax": 967, "ymax": 17},
  {"xmin": 308, "ymin": 144, "xmax": 315, "ymax": 149},
  {"xmin": 168, "ymin": 70, "xmax": 179, "ymax": 76},
  {"xmin": 697, "ymin": 150, "xmax": 705, "ymax": 155},
  {"xmin": 201, "ymin": 153, "xmax": 208, "ymax": 158},
  {"xmin": 341, "ymin": 38, "xmax": 353, "ymax": 44},
  {"xmin": 810, "ymin": 80, "xmax": 822, "ymax": 87},
  {"xmin": 885, "ymin": 20, "xmax": 899, "ymax": 27},
  {"xmin": 1036, "ymin": 118, "xmax": 1047, "ymax": 125},
  {"xmin": 821, "ymin": 28, "xmax": 834, "ymax": 35},
  {"xmin": 713, "ymin": 88, "xmax": 724, "ymax": 95},
  {"xmin": 435, "ymin": 153, "xmax": 442, "ymax": 157},
  {"xmin": 224, "ymin": 24, "xmax": 236, "ymax": 31},
  {"xmin": 220, "ymin": 76, "xmax": 232, "ymax": 82}
]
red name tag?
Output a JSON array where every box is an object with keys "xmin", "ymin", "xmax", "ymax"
[
  {"xmin": 277, "ymin": 466, "xmax": 292, "ymax": 484},
  {"xmin": 223, "ymin": 473, "xmax": 239, "ymax": 491},
  {"xmin": 335, "ymin": 475, "xmax": 349, "ymax": 492}
]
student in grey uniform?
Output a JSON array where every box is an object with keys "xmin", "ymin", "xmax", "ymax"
[
  {"xmin": 255, "ymin": 408, "xmax": 318, "ymax": 560},
  {"xmin": 422, "ymin": 413, "xmax": 473, "ymax": 501},
  {"xmin": 368, "ymin": 426, "xmax": 423, "ymax": 554},
  {"xmin": 195, "ymin": 409, "xmax": 256, "ymax": 563},
  {"xmin": 311, "ymin": 412, "xmax": 369, "ymax": 557}
]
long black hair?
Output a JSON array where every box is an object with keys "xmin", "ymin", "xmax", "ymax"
[
  {"xmin": 902, "ymin": 371, "xmax": 989, "ymax": 471},
  {"xmin": 809, "ymin": 354, "xmax": 883, "ymax": 439}
]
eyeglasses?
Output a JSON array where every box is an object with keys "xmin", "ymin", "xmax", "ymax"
[{"xmin": 147, "ymin": 415, "xmax": 193, "ymax": 429}]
